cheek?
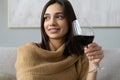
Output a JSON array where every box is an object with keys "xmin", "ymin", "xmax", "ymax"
[
  {"xmin": 44, "ymin": 22, "xmax": 47, "ymax": 28},
  {"xmin": 62, "ymin": 22, "xmax": 69, "ymax": 33},
  {"xmin": 44, "ymin": 22, "xmax": 48, "ymax": 31}
]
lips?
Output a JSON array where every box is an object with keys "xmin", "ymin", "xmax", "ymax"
[{"xmin": 48, "ymin": 27, "xmax": 60, "ymax": 33}]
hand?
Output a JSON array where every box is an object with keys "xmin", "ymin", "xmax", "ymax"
[{"xmin": 84, "ymin": 43, "xmax": 104, "ymax": 65}]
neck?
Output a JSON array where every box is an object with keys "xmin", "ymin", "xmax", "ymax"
[{"xmin": 49, "ymin": 39, "xmax": 64, "ymax": 51}]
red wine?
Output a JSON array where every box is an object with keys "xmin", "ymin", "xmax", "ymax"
[{"xmin": 73, "ymin": 35, "xmax": 94, "ymax": 46}]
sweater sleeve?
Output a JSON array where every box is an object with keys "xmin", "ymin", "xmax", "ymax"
[
  {"xmin": 15, "ymin": 43, "xmax": 36, "ymax": 80},
  {"xmin": 76, "ymin": 55, "xmax": 89, "ymax": 80}
]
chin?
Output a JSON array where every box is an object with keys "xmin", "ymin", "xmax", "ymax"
[{"xmin": 49, "ymin": 36, "xmax": 61, "ymax": 39}]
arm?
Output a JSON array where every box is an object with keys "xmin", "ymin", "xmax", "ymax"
[
  {"xmin": 15, "ymin": 43, "xmax": 35, "ymax": 80},
  {"xmin": 86, "ymin": 63, "xmax": 98, "ymax": 80},
  {"xmin": 85, "ymin": 43, "xmax": 104, "ymax": 80}
]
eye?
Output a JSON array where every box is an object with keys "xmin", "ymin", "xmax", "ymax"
[
  {"xmin": 44, "ymin": 16, "xmax": 50, "ymax": 21},
  {"xmin": 56, "ymin": 15, "xmax": 64, "ymax": 20}
]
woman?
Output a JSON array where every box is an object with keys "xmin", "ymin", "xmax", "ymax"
[{"xmin": 15, "ymin": 0, "xmax": 104, "ymax": 80}]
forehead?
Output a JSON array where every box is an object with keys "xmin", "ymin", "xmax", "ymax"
[{"xmin": 45, "ymin": 3, "xmax": 63, "ymax": 14}]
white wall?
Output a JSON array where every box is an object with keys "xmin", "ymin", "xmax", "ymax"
[{"xmin": 0, "ymin": 0, "xmax": 120, "ymax": 48}]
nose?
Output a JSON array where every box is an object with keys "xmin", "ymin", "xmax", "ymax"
[{"xmin": 49, "ymin": 17, "xmax": 56, "ymax": 26}]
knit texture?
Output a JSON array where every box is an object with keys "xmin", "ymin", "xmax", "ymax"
[{"xmin": 15, "ymin": 43, "xmax": 88, "ymax": 80}]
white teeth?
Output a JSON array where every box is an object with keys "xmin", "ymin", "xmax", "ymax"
[
  {"xmin": 48, "ymin": 27, "xmax": 60, "ymax": 33},
  {"xmin": 48, "ymin": 27, "xmax": 59, "ymax": 30}
]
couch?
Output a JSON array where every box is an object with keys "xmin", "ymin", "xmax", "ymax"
[{"xmin": 0, "ymin": 47, "xmax": 120, "ymax": 80}]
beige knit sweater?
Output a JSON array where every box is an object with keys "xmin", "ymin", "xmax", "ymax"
[{"xmin": 15, "ymin": 43, "xmax": 88, "ymax": 80}]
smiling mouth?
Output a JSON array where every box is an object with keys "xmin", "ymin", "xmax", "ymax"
[{"xmin": 48, "ymin": 28, "xmax": 60, "ymax": 33}]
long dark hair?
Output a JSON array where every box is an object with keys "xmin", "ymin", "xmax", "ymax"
[{"xmin": 39, "ymin": 0, "xmax": 84, "ymax": 57}]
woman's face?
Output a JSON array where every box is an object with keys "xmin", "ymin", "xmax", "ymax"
[{"xmin": 44, "ymin": 3, "xmax": 68, "ymax": 40}]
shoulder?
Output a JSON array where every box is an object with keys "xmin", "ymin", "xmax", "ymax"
[
  {"xmin": 17, "ymin": 42, "xmax": 37, "ymax": 56},
  {"xmin": 18, "ymin": 42, "xmax": 35, "ymax": 51},
  {"xmin": 15, "ymin": 43, "xmax": 38, "ymax": 68}
]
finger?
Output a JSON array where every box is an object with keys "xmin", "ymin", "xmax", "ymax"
[
  {"xmin": 84, "ymin": 46, "xmax": 102, "ymax": 54},
  {"xmin": 87, "ymin": 42, "xmax": 98, "ymax": 48},
  {"xmin": 86, "ymin": 55, "xmax": 94, "ymax": 61},
  {"xmin": 86, "ymin": 50, "xmax": 104, "ymax": 62},
  {"xmin": 86, "ymin": 50, "xmax": 103, "ymax": 56},
  {"xmin": 93, "ymin": 53, "xmax": 104, "ymax": 60},
  {"xmin": 87, "ymin": 53, "xmax": 104, "ymax": 63},
  {"xmin": 91, "ymin": 51, "xmax": 104, "ymax": 60}
]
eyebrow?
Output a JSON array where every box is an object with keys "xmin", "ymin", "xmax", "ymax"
[{"xmin": 44, "ymin": 12, "xmax": 64, "ymax": 16}]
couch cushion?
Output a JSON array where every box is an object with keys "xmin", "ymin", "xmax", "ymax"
[
  {"xmin": 0, "ymin": 73, "xmax": 16, "ymax": 80},
  {"xmin": 0, "ymin": 47, "xmax": 120, "ymax": 80},
  {"xmin": 97, "ymin": 49, "xmax": 120, "ymax": 80},
  {"xmin": 0, "ymin": 47, "xmax": 17, "ymax": 77}
]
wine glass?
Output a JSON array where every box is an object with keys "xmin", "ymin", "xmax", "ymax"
[{"xmin": 72, "ymin": 18, "xmax": 103, "ymax": 73}]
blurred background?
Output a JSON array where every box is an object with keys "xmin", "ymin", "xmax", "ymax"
[{"xmin": 0, "ymin": 0, "xmax": 120, "ymax": 48}]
